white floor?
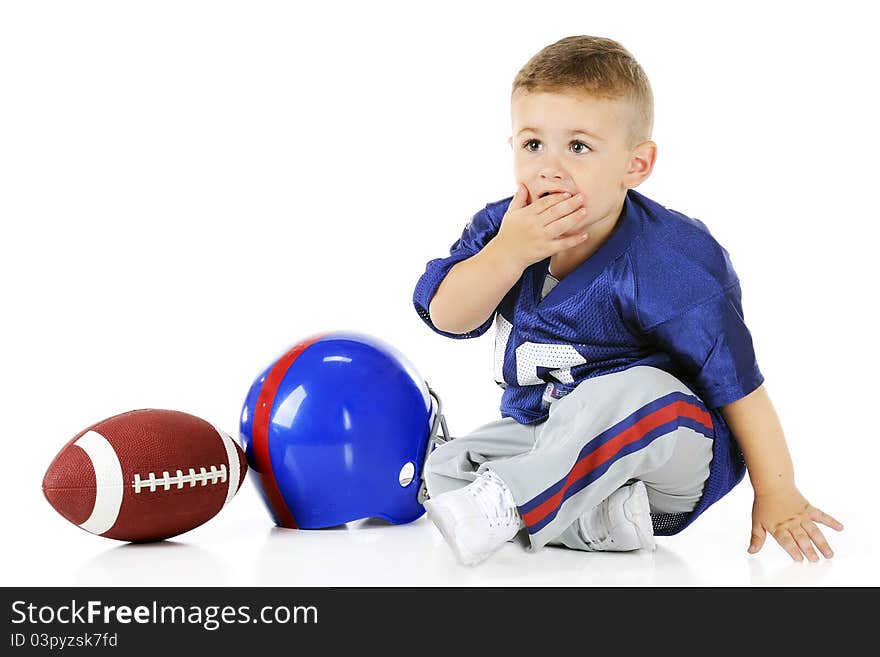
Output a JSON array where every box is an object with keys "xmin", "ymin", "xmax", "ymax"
[
  {"xmin": 6, "ymin": 478, "xmax": 874, "ymax": 587},
  {"xmin": 3, "ymin": 0, "xmax": 878, "ymax": 592}
]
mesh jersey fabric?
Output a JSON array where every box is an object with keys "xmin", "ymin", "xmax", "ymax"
[{"xmin": 412, "ymin": 189, "xmax": 763, "ymax": 534}]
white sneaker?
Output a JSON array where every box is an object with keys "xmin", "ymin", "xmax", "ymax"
[
  {"xmin": 423, "ymin": 469, "xmax": 523, "ymax": 567},
  {"xmin": 578, "ymin": 480, "xmax": 656, "ymax": 551}
]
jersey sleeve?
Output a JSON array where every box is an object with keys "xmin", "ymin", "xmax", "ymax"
[
  {"xmin": 643, "ymin": 283, "xmax": 764, "ymax": 407},
  {"xmin": 412, "ymin": 201, "xmax": 505, "ymax": 339},
  {"xmin": 619, "ymin": 235, "xmax": 764, "ymax": 408}
]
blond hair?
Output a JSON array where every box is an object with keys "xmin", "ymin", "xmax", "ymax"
[{"xmin": 512, "ymin": 36, "xmax": 654, "ymax": 147}]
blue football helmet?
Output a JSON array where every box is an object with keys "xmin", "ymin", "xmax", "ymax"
[{"xmin": 239, "ymin": 331, "xmax": 448, "ymax": 529}]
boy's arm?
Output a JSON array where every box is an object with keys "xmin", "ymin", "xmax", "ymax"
[
  {"xmin": 429, "ymin": 185, "xmax": 589, "ymax": 334},
  {"xmin": 720, "ymin": 384, "xmax": 844, "ymax": 561},
  {"xmin": 429, "ymin": 240, "xmax": 522, "ymax": 334}
]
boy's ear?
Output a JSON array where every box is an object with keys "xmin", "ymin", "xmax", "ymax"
[
  {"xmin": 625, "ymin": 140, "xmax": 657, "ymax": 189},
  {"xmin": 507, "ymin": 136, "xmax": 513, "ymax": 149}
]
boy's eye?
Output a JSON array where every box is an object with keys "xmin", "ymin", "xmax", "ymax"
[{"xmin": 520, "ymin": 139, "xmax": 592, "ymax": 154}]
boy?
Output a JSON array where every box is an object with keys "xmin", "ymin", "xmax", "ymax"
[{"xmin": 412, "ymin": 35, "xmax": 843, "ymax": 567}]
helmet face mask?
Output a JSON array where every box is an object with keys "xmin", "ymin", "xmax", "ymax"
[
  {"xmin": 240, "ymin": 331, "xmax": 447, "ymax": 529},
  {"xmin": 418, "ymin": 386, "xmax": 450, "ymax": 505}
]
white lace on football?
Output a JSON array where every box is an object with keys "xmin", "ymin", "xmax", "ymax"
[{"xmin": 132, "ymin": 464, "xmax": 228, "ymax": 494}]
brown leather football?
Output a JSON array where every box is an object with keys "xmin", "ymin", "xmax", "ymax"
[{"xmin": 43, "ymin": 409, "xmax": 247, "ymax": 542}]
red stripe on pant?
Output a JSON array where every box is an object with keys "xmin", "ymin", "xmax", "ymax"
[{"xmin": 521, "ymin": 400, "xmax": 712, "ymax": 529}]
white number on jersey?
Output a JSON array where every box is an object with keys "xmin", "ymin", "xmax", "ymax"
[{"xmin": 494, "ymin": 314, "xmax": 586, "ymax": 386}]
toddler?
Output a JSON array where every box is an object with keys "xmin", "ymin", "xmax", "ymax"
[{"xmin": 412, "ymin": 35, "xmax": 843, "ymax": 566}]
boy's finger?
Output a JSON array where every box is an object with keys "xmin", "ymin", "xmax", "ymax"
[
  {"xmin": 775, "ymin": 529, "xmax": 804, "ymax": 562},
  {"xmin": 546, "ymin": 207, "xmax": 588, "ymax": 237},
  {"xmin": 809, "ymin": 507, "xmax": 844, "ymax": 531},
  {"xmin": 804, "ymin": 521, "xmax": 834, "ymax": 559},
  {"xmin": 541, "ymin": 195, "xmax": 585, "ymax": 225},
  {"xmin": 551, "ymin": 232, "xmax": 589, "ymax": 251},
  {"xmin": 748, "ymin": 526, "xmax": 766, "ymax": 554},
  {"xmin": 532, "ymin": 191, "xmax": 573, "ymax": 215},
  {"xmin": 511, "ymin": 183, "xmax": 529, "ymax": 209},
  {"xmin": 791, "ymin": 527, "xmax": 819, "ymax": 562}
]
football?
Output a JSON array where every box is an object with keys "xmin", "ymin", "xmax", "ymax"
[{"xmin": 43, "ymin": 409, "xmax": 247, "ymax": 542}]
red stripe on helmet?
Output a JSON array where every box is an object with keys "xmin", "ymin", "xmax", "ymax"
[{"xmin": 252, "ymin": 334, "xmax": 326, "ymax": 529}]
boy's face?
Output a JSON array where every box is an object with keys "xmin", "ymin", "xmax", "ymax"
[{"xmin": 509, "ymin": 89, "xmax": 655, "ymax": 229}]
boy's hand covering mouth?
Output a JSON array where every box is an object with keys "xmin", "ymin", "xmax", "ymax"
[{"xmin": 492, "ymin": 183, "xmax": 589, "ymax": 271}]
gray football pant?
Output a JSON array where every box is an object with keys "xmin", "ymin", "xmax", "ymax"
[{"xmin": 423, "ymin": 366, "xmax": 714, "ymax": 551}]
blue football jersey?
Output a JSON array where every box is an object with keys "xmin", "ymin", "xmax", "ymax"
[{"xmin": 413, "ymin": 189, "xmax": 764, "ymax": 534}]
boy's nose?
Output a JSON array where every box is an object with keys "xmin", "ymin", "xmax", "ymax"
[
  {"xmin": 539, "ymin": 165, "xmax": 566, "ymax": 180},
  {"xmin": 538, "ymin": 153, "xmax": 567, "ymax": 180}
]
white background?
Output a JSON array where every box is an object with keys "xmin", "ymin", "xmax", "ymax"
[{"xmin": 1, "ymin": 0, "xmax": 877, "ymax": 586}]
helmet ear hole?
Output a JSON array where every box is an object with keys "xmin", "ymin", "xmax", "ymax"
[{"xmin": 398, "ymin": 462, "xmax": 416, "ymax": 487}]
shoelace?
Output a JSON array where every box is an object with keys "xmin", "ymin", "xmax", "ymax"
[{"xmin": 466, "ymin": 471, "xmax": 520, "ymax": 529}]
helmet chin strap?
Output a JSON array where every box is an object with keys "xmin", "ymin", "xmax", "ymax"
[{"xmin": 417, "ymin": 384, "xmax": 451, "ymax": 505}]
